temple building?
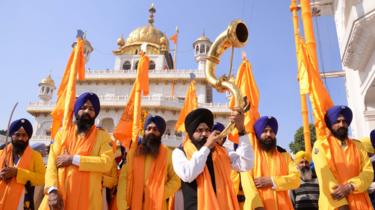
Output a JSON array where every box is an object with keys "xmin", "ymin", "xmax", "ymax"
[{"xmin": 26, "ymin": 5, "xmax": 231, "ymax": 147}]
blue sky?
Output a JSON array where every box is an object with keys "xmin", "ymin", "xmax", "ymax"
[{"xmin": 0, "ymin": 0, "xmax": 346, "ymax": 150}]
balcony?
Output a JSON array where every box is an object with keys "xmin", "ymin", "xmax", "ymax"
[
  {"xmin": 27, "ymin": 95, "xmax": 231, "ymax": 113},
  {"xmin": 82, "ymin": 69, "xmax": 206, "ymax": 82}
]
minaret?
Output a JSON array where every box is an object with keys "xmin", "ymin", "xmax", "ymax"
[
  {"xmin": 193, "ymin": 33, "xmax": 212, "ymax": 71},
  {"xmin": 38, "ymin": 74, "xmax": 56, "ymax": 102},
  {"xmin": 72, "ymin": 31, "xmax": 94, "ymax": 63}
]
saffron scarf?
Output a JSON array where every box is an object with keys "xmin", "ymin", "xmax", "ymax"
[
  {"xmin": 251, "ymin": 133, "xmax": 293, "ymax": 210},
  {"xmin": 0, "ymin": 145, "xmax": 32, "ymax": 210},
  {"xmin": 126, "ymin": 144, "xmax": 168, "ymax": 210},
  {"xmin": 183, "ymin": 140, "xmax": 239, "ymax": 210},
  {"xmin": 323, "ymin": 136, "xmax": 373, "ymax": 210}
]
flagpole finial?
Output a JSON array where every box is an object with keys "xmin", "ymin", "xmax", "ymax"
[
  {"xmin": 76, "ymin": 29, "xmax": 84, "ymax": 39},
  {"xmin": 148, "ymin": 3, "xmax": 156, "ymax": 25}
]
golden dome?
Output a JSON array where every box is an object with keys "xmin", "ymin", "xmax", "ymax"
[
  {"xmin": 126, "ymin": 24, "xmax": 169, "ymax": 48},
  {"xmin": 39, "ymin": 74, "xmax": 55, "ymax": 88}
]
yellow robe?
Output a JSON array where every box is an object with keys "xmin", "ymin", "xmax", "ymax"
[
  {"xmin": 117, "ymin": 148, "xmax": 181, "ymax": 210},
  {"xmin": 16, "ymin": 149, "xmax": 46, "ymax": 186},
  {"xmin": 312, "ymin": 138, "xmax": 374, "ymax": 210},
  {"xmin": 41, "ymin": 128, "xmax": 114, "ymax": 210},
  {"xmin": 242, "ymin": 151, "xmax": 300, "ymax": 209}
]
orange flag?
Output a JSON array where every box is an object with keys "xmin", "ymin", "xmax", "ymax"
[
  {"xmin": 114, "ymin": 52, "xmax": 150, "ymax": 149},
  {"xmin": 50, "ymin": 35, "xmax": 85, "ymax": 138},
  {"xmin": 170, "ymin": 33, "xmax": 178, "ymax": 44},
  {"xmin": 228, "ymin": 56, "xmax": 260, "ymax": 143},
  {"xmin": 175, "ymin": 80, "xmax": 198, "ymax": 132},
  {"xmin": 298, "ymin": 37, "xmax": 334, "ymax": 140}
]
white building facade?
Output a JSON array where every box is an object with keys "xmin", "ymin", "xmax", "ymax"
[
  {"xmin": 313, "ymin": 0, "xmax": 375, "ymax": 137},
  {"xmin": 27, "ymin": 5, "xmax": 231, "ymax": 147}
]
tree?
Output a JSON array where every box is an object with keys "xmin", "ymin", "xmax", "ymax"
[
  {"xmin": 289, "ymin": 124, "xmax": 316, "ymax": 154},
  {"xmin": 0, "ymin": 130, "xmax": 6, "ymax": 135}
]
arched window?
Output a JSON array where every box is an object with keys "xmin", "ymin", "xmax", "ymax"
[
  {"xmin": 122, "ymin": 61, "xmax": 131, "ymax": 70},
  {"xmin": 206, "ymin": 46, "xmax": 210, "ymax": 53},
  {"xmin": 200, "ymin": 44, "xmax": 205, "ymax": 53},
  {"xmin": 149, "ymin": 60, "xmax": 155, "ymax": 70},
  {"xmin": 46, "ymin": 87, "xmax": 50, "ymax": 94},
  {"xmin": 195, "ymin": 45, "xmax": 199, "ymax": 54},
  {"xmin": 41, "ymin": 86, "xmax": 45, "ymax": 93}
]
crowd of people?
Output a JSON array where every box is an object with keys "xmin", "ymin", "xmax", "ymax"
[{"xmin": 1, "ymin": 91, "xmax": 375, "ymax": 210}]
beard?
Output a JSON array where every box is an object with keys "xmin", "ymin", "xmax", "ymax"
[
  {"xmin": 259, "ymin": 137, "xmax": 276, "ymax": 151},
  {"xmin": 12, "ymin": 140, "xmax": 28, "ymax": 154},
  {"xmin": 76, "ymin": 113, "xmax": 95, "ymax": 133},
  {"xmin": 332, "ymin": 127, "xmax": 348, "ymax": 141},
  {"xmin": 138, "ymin": 133, "xmax": 162, "ymax": 157},
  {"xmin": 191, "ymin": 136, "xmax": 207, "ymax": 150},
  {"xmin": 300, "ymin": 166, "xmax": 313, "ymax": 181}
]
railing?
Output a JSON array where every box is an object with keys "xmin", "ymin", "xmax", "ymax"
[
  {"xmin": 84, "ymin": 69, "xmax": 206, "ymax": 79},
  {"xmin": 28, "ymin": 96, "xmax": 231, "ymax": 112}
]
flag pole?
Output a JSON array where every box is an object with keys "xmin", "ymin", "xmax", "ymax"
[
  {"xmin": 300, "ymin": 0, "xmax": 319, "ymax": 72},
  {"xmin": 173, "ymin": 26, "xmax": 179, "ymax": 69},
  {"xmin": 290, "ymin": 0, "xmax": 312, "ymax": 155}
]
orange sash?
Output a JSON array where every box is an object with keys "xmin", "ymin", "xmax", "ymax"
[
  {"xmin": 0, "ymin": 145, "xmax": 33, "ymax": 210},
  {"xmin": 126, "ymin": 144, "xmax": 168, "ymax": 210},
  {"xmin": 323, "ymin": 136, "xmax": 373, "ymax": 210},
  {"xmin": 251, "ymin": 133, "xmax": 293, "ymax": 210},
  {"xmin": 58, "ymin": 125, "xmax": 97, "ymax": 210},
  {"xmin": 183, "ymin": 140, "xmax": 239, "ymax": 210}
]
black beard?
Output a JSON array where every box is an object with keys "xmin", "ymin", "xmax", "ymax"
[
  {"xmin": 332, "ymin": 127, "xmax": 348, "ymax": 141},
  {"xmin": 300, "ymin": 167, "xmax": 313, "ymax": 181},
  {"xmin": 138, "ymin": 133, "xmax": 162, "ymax": 157},
  {"xmin": 76, "ymin": 113, "xmax": 95, "ymax": 133},
  {"xmin": 191, "ymin": 136, "xmax": 207, "ymax": 150},
  {"xmin": 12, "ymin": 140, "xmax": 28, "ymax": 154},
  {"xmin": 300, "ymin": 166, "xmax": 310, "ymax": 173},
  {"xmin": 259, "ymin": 137, "xmax": 276, "ymax": 151}
]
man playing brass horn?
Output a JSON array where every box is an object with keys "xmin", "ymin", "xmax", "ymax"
[{"xmin": 172, "ymin": 108, "xmax": 254, "ymax": 210}]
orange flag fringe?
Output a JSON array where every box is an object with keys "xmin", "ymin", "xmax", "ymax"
[
  {"xmin": 169, "ymin": 33, "xmax": 178, "ymax": 44},
  {"xmin": 114, "ymin": 52, "xmax": 150, "ymax": 149},
  {"xmin": 297, "ymin": 37, "xmax": 334, "ymax": 140},
  {"xmin": 228, "ymin": 56, "xmax": 260, "ymax": 143},
  {"xmin": 175, "ymin": 80, "xmax": 198, "ymax": 132},
  {"xmin": 50, "ymin": 37, "xmax": 85, "ymax": 138}
]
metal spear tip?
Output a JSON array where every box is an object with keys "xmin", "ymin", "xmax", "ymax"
[{"xmin": 76, "ymin": 29, "xmax": 84, "ymax": 39}]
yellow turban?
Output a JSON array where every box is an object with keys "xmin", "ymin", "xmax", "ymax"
[
  {"xmin": 294, "ymin": 151, "xmax": 311, "ymax": 164},
  {"xmin": 360, "ymin": 137, "xmax": 375, "ymax": 154}
]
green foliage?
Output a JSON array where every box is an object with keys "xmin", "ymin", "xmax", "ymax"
[
  {"xmin": 289, "ymin": 124, "xmax": 316, "ymax": 154},
  {"xmin": 0, "ymin": 130, "xmax": 6, "ymax": 135}
]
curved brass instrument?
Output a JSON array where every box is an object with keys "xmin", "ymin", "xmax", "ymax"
[{"xmin": 205, "ymin": 20, "xmax": 248, "ymax": 138}]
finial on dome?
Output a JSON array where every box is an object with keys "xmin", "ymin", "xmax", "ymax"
[{"xmin": 148, "ymin": 3, "xmax": 156, "ymax": 25}]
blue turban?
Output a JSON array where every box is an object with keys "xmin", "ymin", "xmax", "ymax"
[
  {"xmin": 371, "ymin": 129, "xmax": 375, "ymax": 149},
  {"xmin": 324, "ymin": 105, "xmax": 353, "ymax": 128},
  {"xmin": 253, "ymin": 116, "xmax": 278, "ymax": 140},
  {"xmin": 212, "ymin": 122, "xmax": 225, "ymax": 132},
  {"xmin": 9, "ymin": 118, "xmax": 33, "ymax": 138},
  {"xmin": 144, "ymin": 115, "xmax": 166, "ymax": 135},
  {"xmin": 184, "ymin": 108, "xmax": 214, "ymax": 139},
  {"xmin": 74, "ymin": 92, "xmax": 100, "ymax": 117}
]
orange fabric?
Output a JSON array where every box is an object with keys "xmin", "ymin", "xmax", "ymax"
[
  {"xmin": 183, "ymin": 140, "xmax": 240, "ymax": 210},
  {"xmin": 169, "ymin": 33, "xmax": 178, "ymax": 44},
  {"xmin": 51, "ymin": 37, "xmax": 85, "ymax": 138},
  {"xmin": 299, "ymin": 37, "xmax": 333, "ymax": 141},
  {"xmin": 126, "ymin": 145, "xmax": 168, "ymax": 210},
  {"xmin": 114, "ymin": 53, "xmax": 149, "ymax": 149},
  {"xmin": 175, "ymin": 80, "xmax": 198, "ymax": 132},
  {"xmin": 229, "ymin": 57, "xmax": 260, "ymax": 143},
  {"xmin": 250, "ymin": 132, "xmax": 294, "ymax": 209},
  {"xmin": 322, "ymin": 136, "xmax": 373, "ymax": 209},
  {"xmin": 296, "ymin": 37, "xmax": 310, "ymax": 95},
  {"xmin": 58, "ymin": 125, "xmax": 97, "ymax": 210},
  {"xmin": 0, "ymin": 145, "xmax": 33, "ymax": 210}
]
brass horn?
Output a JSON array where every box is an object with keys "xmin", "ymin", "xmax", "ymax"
[{"xmin": 205, "ymin": 20, "xmax": 248, "ymax": 138}]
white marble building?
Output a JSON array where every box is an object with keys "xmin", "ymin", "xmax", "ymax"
[
  {"xmin": 313, "ymin": 0, "xmax": 375, "ymax": 138},
  {"xmin": 26, "ymin": 5, "xmax": 231, "ymax": 147}
]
